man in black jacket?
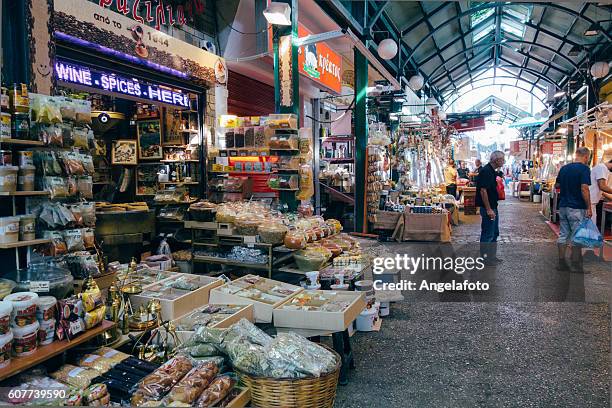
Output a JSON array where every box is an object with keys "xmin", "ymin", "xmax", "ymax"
[{"xmin": 476, "ymin": 151, "xmax": 506, "ymax": 263}]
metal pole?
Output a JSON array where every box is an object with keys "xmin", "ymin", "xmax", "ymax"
[
  {"xmin": 354, "ymin": 49, "xmax": 368, "ymax": 233},
  {"xmin": 312, "ymin": 98, "xmax": 321, "ymax": 215}
]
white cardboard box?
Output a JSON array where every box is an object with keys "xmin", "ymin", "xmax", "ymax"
[
  {"xmin": 273, "ymin": 290, "xmax": 366, "ymax": 332},
  {"xmin": 130, "ymin": 274, "xmax": 224, "ymax": 320},
  {"xmin": 172, "ymin": 303, "xmax": 254, "ymax": 344},
  {"xmin": 209, "ymin": 275, "xmax": 302, "ymax": 323}
]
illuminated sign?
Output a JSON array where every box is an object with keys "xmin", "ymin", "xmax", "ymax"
[{"xmin": 54, "ymin": 59, "xmax": 190, "ymax": 108}]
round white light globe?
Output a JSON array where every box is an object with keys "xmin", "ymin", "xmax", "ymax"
[
  {"xmin": 408, "ymin": 75, "xmax": 424, "ymax": 91},
  {"xmin": 540, "ymin": 109, "xmax": 549, "ymax": 118},
  {"xmin": 378, "ymin": 39, "xmax": 398, "ymax": 60},
  {"xmin": 534, "ymin": 112, "xmax": 542, "ymax": 120},
  {"xmin": 590, "ymin": 61, "xmax": 610, "ymax": 79}
]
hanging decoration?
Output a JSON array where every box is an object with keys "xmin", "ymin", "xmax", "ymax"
[
  {"xmin": 377, "ymin": 39, "xmax": 398, "ymax": 60},
  {"xmin": 590, "ymin": 61, "xmax": 610, "ymax": 79}
]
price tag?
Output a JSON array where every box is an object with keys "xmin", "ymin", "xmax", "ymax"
[
  {"xmin": 244, "ymin": 236, "xmax": 257, "ymax": 244},
  {"xmin": 29, "ymin": 281, "xmax": 50, "ymax": 292}
]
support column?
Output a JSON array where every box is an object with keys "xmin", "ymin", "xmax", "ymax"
[
  {"xmin": 273, "ymin": 0, "xmax": 299, "ymax": 116},
  {"xmin": 273, "ymin": 0, "xmax": 299, "ymax": 210},
  {"xmin": 354, "ymin": 49, "xmax": 368, "ymax": 233}
]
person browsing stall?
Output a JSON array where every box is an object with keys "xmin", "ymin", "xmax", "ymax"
[
  {"xmin": 555, "ymin": 147, "xmax": 592, "ymax": 273},
  {"xmin": 475, "ymin": 151, "xmax": 505, "ymax": 263},
  {"xmin": 444, "ymin": 159, "xmax": 458, "ymax": 198},
  {"xmin": 588, "ymin": 158, "xmax": 612, "ymax": 225}
]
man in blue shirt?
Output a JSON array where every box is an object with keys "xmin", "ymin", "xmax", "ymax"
[{"xmin": 555, "ymin": 147, "xmax": 592, "ymax": 273}]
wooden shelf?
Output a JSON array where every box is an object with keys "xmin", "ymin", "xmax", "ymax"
[
  {"xmin": 160, "ymin": 159, "xmax": 199, "ymax": 163},
  {"xmin": 162, "ymin": 144, "xmax": 187, "ymax": 148},
  {"xmin": 0, "ymin": 139, "xmax": 45, "ymax": 146},
  {"xmin": 0, "ymin": 320, "xmax": 115, "ymax": 381},
  {"xmin": 0, "ymin": 191, "xmax": 49, "ymax": 196},
  {"xmin": 0, "ymin": 238, "xmax": 52, "ymax": 249},
  {"xmin": 159, "ymin": 181, "xmax": 199, "ymax": 185}
]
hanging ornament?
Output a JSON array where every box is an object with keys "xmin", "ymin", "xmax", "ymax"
[
  {"xmin": 539, "ymin": 109, "xmax": 549, "ymax": 119},
  {"xmin": 378, "ymin": 38, "xmax": 398, "ymax": 60},
  {"xmin": 590, "ymin": 61, "xmax": 610, "ymax": 79},
  {"xmin": 408, "ymin": 75, "xmax": 424, "ymax": 91}
]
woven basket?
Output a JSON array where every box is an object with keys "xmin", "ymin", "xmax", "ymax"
[{"xmin": 237, "ymin": 345, "xmax": 341, "ymax": 408}]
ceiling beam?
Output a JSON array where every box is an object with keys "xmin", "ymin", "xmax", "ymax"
[
  {"xmin": 402, "ymin": 1, "xmax": 611, "ymax": 72},
  {"xmin": 445, "ymin": 84, "xmax": 546, "ymax": 110},
  {"xmin": 399, "ymin": 2, "xmax": 453, "ymax": 35},
  {"xmin": 314, "ymin": 0, "xmax": 364, "ymax": 36},
  {"xmin": 367, "ymin": 1, "xmax": 390, "ymax": 34}
]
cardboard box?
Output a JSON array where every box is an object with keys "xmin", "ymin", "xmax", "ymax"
[
  {"xmin": 172, "ymin": 303, "xmax": 254, "ymax": 344},
  {"xmin": 273, "ymin": 290, "xmax": 366, "ymax": 332},
  {"xmin": 131, "ymin": 274, "xmax": 224, "ymax": 320},
  {"xmin": 209, "ymin": 275, "xmax": 302, "ymax": 323}
]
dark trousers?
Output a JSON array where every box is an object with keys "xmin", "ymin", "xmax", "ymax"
[
  {"xmin": 480, "ymin": 207, "xmax": 499, "ymax": 258},
  {"xmin": 446, "ymin": 184, "xmax": 457, "ymax": 198}
]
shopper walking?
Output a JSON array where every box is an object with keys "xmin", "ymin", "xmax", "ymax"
[
  {"xmin": 476, "ymin": 151, "xmax": 505, "ymax": 263},
  {"xmin": 444, "ymin": 159, "xmax": 458, "ymax": 198},
  {"xmin": 555, "ymin": 147, "xmax": 592, "ymax": 273}
]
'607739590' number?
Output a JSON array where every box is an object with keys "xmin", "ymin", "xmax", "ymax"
[{"xmin": 7, "ymin": 389, "xmax": 67, "ymax": 400}]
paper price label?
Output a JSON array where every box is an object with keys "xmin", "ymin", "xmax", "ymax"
[{"xmin": 29, "ymin": 281, "xmax": 50, "ymax": 292}]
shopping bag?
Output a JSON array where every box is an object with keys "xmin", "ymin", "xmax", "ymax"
[
  {"xmin": 571, "ymin": 218, "xmax": 603, "ymax": 248},
  {"xmin": 496, "ymin": 176, "xmax": 506, "ymax": 200}
]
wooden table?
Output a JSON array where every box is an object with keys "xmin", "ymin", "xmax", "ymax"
[{"xmin": 0, "ymin": 320, "xmax": 114, "ymax": 381}]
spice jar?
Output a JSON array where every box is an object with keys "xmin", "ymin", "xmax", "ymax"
[
  {"xmin": 18, "ymin": 165, "xmax": 36, "ymax": 191},
  {"xmin": 9, "ymin": 84, "xmax": 29, "ymax": 113},
  {"xmin": 0, "ymin": 150, "xmax": 12, "ymax": 166},
  {"xmin": 12, "ymin": 112, "xmax": 30, "ymax": 140},
  {"xmin": 0, "ymin": 113, "xmax": 10, "ymax": 139},
  {"xmin": 0, "ymin": 166, "xmax": 18, "ymax": 192},
  {"xmin": 5, "ymin": 292, "xmax": 39, "ymax": 327},
  {"xmin": 0, "ymin": 87, "xmax": 9, "ymax": 112},
  {"xmin": 17, "ymin": 151, "xmax": 33, "ymax": 167},
  {"xmin": 19, "ymin": 215, "xmax": 36, "ymax": 241}
]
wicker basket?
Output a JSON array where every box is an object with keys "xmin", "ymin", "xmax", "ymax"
[{"xmin": 237, "ymin": 345, "xmax": 341, "ymax": 408}]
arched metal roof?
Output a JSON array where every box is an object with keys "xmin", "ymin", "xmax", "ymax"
[{"xmin": 317, "ymin": 1, "xmax": 612, "ymax": 108}]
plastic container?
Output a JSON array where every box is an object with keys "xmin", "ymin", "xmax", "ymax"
[
  {"xmin": 12, "ymin": 112, "xmax": 29, "ymax": 140},
  {"xmin": 36, "ymin": 296, "xmax": 57, "ymax": 322},
  {"xmin": 10, "ymin": 264, "xmax": 74, "ymax": 299},
  {"xmin": 0, "ymin": 166, "xmax": 18, "ymax": 192},
  {"xmin": 18, "ymin": 165, "xmax": 35, "ymax": 191},
  {"xmin": 0, "ymin": 301, "xmax": 12, "ymax": 335},
  {"xmin": 355, "ymin": 307, "xmax": 378, "ymax": 332},
  {"xmin": 0, "ymin": 216, "xmax": 20, "ymax": 244},
  {"xmin": 5, "ymin": 292, "xmax": 38, "ymax": 327},
  {"xmin": 13, "ymin": 321, "xmax": 39, "ymax": 356},
  {"xmin": 19, "ymin": 215, "xmax": 36, "ymax": 241},
  {"xmin": 294, "ymin": 253, "xmax": 327, "ymax": 272},
  {"xmin": 0, "ymin": 331, "xmax": 13, "ymax": 368},
  {"xmin": 37, "ymin": 319, "xmax": 55, "ymax": 345}
]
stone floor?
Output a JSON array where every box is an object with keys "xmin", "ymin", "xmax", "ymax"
[{"xmin": 334, "ymin": 199, "xmax": 611, "ymax": 407}]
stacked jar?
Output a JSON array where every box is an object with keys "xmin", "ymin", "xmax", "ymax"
[
  {"xmin": 9, "ymin": 84, "xmax": 29, "ymax": 141},
  {"xmin": 0, "ymin": 87, "xmax": 10, "ymax": 140},
  {"xmin": 4, "ymin": 292, "xmax": 39, "ymax": 357},
  {"xmin": 0, "ymin": 301, "xmax": 13, "ymax": 368},
  {"xmin": 35, "ymin": 296, "xmax": 57, "ymax": 346}
]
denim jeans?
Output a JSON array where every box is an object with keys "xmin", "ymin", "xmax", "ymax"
[
  {"xmin": 480, "ymin": 207, "xmax": 499, "ymax": 242},
  {"xmin": 480, "ymin": 207, "xmax": 499, "ymax": 259},
  {"xmin": 558, "ymin": 207, "xmax": 587, "ymax": 245}
]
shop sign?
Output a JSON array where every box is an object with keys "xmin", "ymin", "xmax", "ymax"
[
  {"xmin": 268, "ymin": 20, "xmax": 342, "ymax": 93},
  {"xmin": 55, "ymin": 58, "xmax": 190, "ymax": 108},
  {"xmin": 97, "ymin": 0, "xmax": 205, "ymax": 31},
  {"xmin": 297, "ymin": 25, "xmax": 342, "ymax": 93},
  {"xmin": 53, "ymin": 0, "xmax": 227, "ymax": 86}
]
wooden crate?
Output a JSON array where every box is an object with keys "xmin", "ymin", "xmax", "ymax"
[{"xmin": 372, "ymin": 210, "xmax": 401, "ymax": 231}]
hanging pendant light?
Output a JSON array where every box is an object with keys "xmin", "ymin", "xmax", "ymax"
[
  {"xmin": 378, "ymin": 38, "xmax": 398, "ymax": 60},
  {"xmin": 590, "ymin": 61, "xmax": 610, "ymax": 79},
  {"xmin": 539, "ymin": 109, "xmax": 549, "ymax": 119},
  {"xmin": 408, "ymin": 75, "xmax": 424, "ymax": 91},
  {"xmin": 534, "ymin": 112, "xmax": 542, "ymax": 120}
]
